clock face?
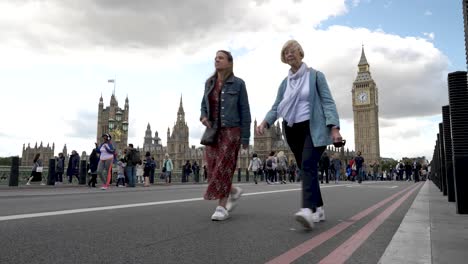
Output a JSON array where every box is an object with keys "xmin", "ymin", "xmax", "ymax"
[{"xmin": 357, "ymin": 92, "xmax": 368, "ymax": 103}]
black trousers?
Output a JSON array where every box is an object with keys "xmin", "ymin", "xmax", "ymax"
[{"xmin": 284, "ymin": 120, "xmax": 325, "ymax": 211}]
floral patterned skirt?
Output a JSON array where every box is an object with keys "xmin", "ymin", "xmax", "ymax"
[{"xmin": 204, "ymin": 127, "xmax": 241, "ymax": 200}]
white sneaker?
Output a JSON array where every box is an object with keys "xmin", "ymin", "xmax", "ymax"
[
  {"xmin": 317, "ymin": 207, "xmax": 326, "ymax": 221},
  {"xmin": 100, "ymin": 185, "xmax": 108, "ymax": 190},
  {"xmin": 226, "ymin": 187, "xmax": 243, "ymax": 212},
  {"xmin": 26, "ymin": 182, "xmax": 31, "ymax": 185},
  {"xmin": 294, "ymin": 208, "xmax": 315, "ymax": 229},
  {"xmin": 311, "ymin": 211, "xmax": 320, "ymax": 223},
  {"xmin": 211, "ymin": 206, "xmax": 230, "ymax": 221}
]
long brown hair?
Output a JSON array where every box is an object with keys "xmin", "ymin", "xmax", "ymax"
[
  {"xmin": 33, "ymin": 153, "xmax": 40, "ymax": 163},
  {"xmin": 207, "ymin": 50, "xmax": 234, "ymax": 83}
]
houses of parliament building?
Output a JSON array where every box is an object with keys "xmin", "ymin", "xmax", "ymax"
[{"xmin": 22, "ymin": 48, "xmax": 383, "ymax": 169}]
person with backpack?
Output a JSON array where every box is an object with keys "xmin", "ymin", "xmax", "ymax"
[
  {"xmin": 248, "ymin": 153, "xmax": 262, "ymax": 184},
  {"xmin": 124, "ymin": 143, "xmax": 140, "ymax": 187},
  {"xmin": 96, "ymin": 133, "xmax": 115, "ymax": 190},
  {"xmin": 256, "ymin": 40, "xmax": 342, "ymax": 229}
]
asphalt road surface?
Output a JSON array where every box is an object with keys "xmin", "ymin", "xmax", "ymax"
[{"xmin": 0, "ymin": 181, "xmax": 422, "ymax": 264}]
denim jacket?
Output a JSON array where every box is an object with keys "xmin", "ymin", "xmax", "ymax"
[
  {"xmin": 200, "ymin": 74, "xmax": 251, "ymax": 145},
  {"xmin": 263, "ymin": 68, "xmax": 340, "ymax": 147}
]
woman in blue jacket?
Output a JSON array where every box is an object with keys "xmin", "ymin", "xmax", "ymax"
[{"xmin": 256, "ymin": 40, "xmax": 343, "ymax": 229}]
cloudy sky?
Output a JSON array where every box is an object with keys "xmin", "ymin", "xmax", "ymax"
[{"xmin": 0, "ymin": 0, "xmax": 465, "ymax": 161}]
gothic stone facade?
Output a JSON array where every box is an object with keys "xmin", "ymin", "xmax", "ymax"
[
  {"xmin": 352, "ymin": 47, "xmax": 381, "ymax": 163},
  {"xmin": 142, "ymin": 97, "xmax": 353, "ymax": 171},
  {"xmin": 97, "ymin": 94, "xmax": 129, "ymax": 154},
  {"xmin": 21, "ymin": 142, "xmax": 55, "ymax": 167}
]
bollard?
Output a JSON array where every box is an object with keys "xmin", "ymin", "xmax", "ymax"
[
  {"xmin": 245, "ymin": 169, "xmax": 249, "ymax": 182},
  {"xmin": 8, "ymin": 156, "xmax": 19, "ymax": 187},
  {"xmin": 237, "ymin": 168, "xmax": 241, "ymax": 182},
  {"xmin": 47, "ymin": 158, "xmax": 56, "ymax": 186},
  {"xmin": 79, "ymin": 160, "xmax": 87, "ymax": 185}
]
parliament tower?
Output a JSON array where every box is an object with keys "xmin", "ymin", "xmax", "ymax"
[{"xmin": 352, "ymin": 46, "xmax": 380, "ymax": 163}]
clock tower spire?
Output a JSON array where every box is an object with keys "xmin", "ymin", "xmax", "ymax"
[{"xmin": 352, "ymin": 46, "xmax": 380, "ymax": 163}]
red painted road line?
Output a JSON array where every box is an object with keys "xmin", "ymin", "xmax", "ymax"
[
  {"xmin": 265, "ymin": 184, "xmax": 419, "ymax": 264},
  {"xmin": 318, "ymin": 182, "xmax": 423, "ymax": 264}
]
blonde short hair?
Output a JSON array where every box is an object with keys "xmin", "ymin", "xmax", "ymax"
[{"xmin": 281, "ymin": 40, "xmax": 304, "ymax": 63}]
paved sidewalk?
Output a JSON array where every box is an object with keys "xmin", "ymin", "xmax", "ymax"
[{"xmin": 379, "ymin": 180, "xmax": 468, "ymax": 264}]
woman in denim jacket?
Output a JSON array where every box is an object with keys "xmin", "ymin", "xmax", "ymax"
[
  {"xmin": 256, "ymin": 40, "xmax": 343, "ymax": 229},
  {"xmin": 200, "ymin": 50, "xmax": 251, "ymax": 221}
]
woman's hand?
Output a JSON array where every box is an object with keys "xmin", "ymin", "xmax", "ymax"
[
  {"xmin": 200, "ymin": 117, "xmax": 211, "ymax": 128},
  {"xmin": 256, "ymin": 121, "xmax": 268, "ymax": 135},
  {"xmin": 331, "ymin": 127, "xmax": 345, "ymax": 147}
]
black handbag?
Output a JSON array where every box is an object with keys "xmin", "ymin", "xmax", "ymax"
[{"xmin": 200, "ymin": 125, "xmax": 218, "ymax": 146}]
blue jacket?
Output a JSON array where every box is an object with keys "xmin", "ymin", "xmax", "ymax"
[
  {"xmin": 264, "ymin": 68, "xmax": 340, "ymax": 147},
  {"xmin": 200, "ymin": 74, "xmax": 251, "ymax": 145}
]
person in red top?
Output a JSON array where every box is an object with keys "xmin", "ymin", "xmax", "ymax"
[{"xmin": 200, "ymin": 50, "xmax": 251, "ymax": 221}]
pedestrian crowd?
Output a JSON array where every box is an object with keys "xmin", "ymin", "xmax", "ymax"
[{"xmin": 23, "ymin": 40, "xmax": 424, "ymax": 230}]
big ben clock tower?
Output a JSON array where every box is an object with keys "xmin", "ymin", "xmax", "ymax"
[{"xmin": 352, "ymin": 46, "xmax": 380, "ymax": 163}]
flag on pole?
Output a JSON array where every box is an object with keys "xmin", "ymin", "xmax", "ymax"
[{"xmin": 108, "ymin": 79, "xmax": 115, "ymax": 83}]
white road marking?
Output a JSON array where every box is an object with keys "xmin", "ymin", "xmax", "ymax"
[
  {"xmin": 0, "ymin": 184, "xmax": 350, "ymax": 222},
  {"xmin": 346, "ymin": 185, "xmax": 398, "ymax": 189}
]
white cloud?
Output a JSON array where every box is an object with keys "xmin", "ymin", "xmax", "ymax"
[
  {"xmin": 425, "ymin": 10, "xmax": 433, "ymax": 16},
  {"xmin": 423, "ymin": 32, "xmax": 435, "ymax": 40},
  {"xmin": 0, "ymin": 0, "xmax": 450, "ymax": 161}
]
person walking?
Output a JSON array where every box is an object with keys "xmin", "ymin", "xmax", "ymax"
[
  {"xmin": 319, "ymin": 152, "xmax": 330, "ymax": 184},
  {"xmin": 192, "ymin": 161, "xmax": 200, "ymax": 182},
  {"xmin": 203, "ymin": 165, "xmax": 208, "ymax": 182},
  {"xmin": 96, "ymin": 133, "xmax": 116, "ymax": 190},
  {"xmin": 143, "ymin": 152, "xmax": 152, "ymax": 187},
  {"xmin": 248, "ymin": 153, "xmax": 262, "ymax": 184},
  {"xmin": 265, "ymin": 151, "xmax": 276, "ymax": 184},
  {"xmin": 149, "ymin": 156, "xmax": 156, "ymax": 184},
  {"xmin": 354, "ymin": 151, "xmax": 365, "ymax": 184},
  {"xmin": 162, "ymin": 153, "xmax": 173, "ymax": 184},
  {"xmin": 200, "ymin": 50, "xmax": 251, "ymax": 221},
  {"xmin": 256, "ymin": 40, "xmax": 342, "ymax": 229},
  {"xmin": 26, "ymin": 153, "xmax": 45, "ymax": 185},
  {"xmin": 66, "ymin": 150, "xmax": 80, "ymax": 184},
  {"xmin": 277, "ymin": 151, "xmax": 288, "ymax": 184},
  {"xmin": 116, "ymin": 158, "xmax": 126, "ymax": 187},
  {"xmin": 124, "ymin": 144, "xmax": 139, "ymax": 187},
  {"xmin": 136, "ymin": 161, "xmax": 144, "ymax": 184},
  {"xmin": 331, "ymin": 154, "xmax": 342, "ymax": 184},
  {"xmin": 88, "ymin": 148, "xmax": 99, "ymax": 187},
  {"xmin": 55, "ymin": 152, "xmax": 65, "ymax": 185}
]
